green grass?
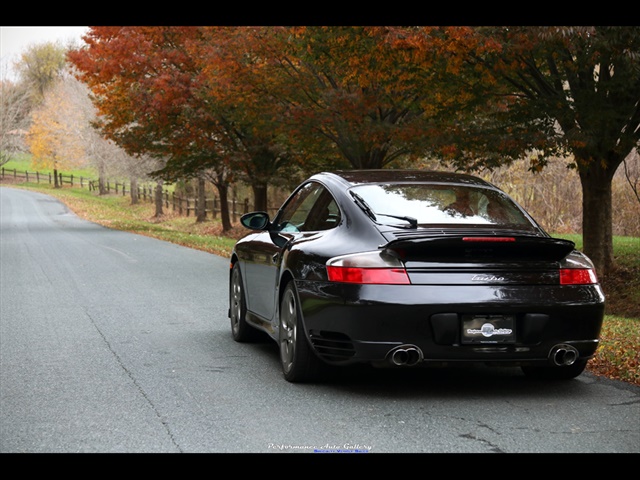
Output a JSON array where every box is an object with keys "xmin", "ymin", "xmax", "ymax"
[
  {"xmin": 557, "ymin": 233, "xmax": 640, "ymax": 265},
  {"xmin": 609, "ymin": 236, "xmax": 640, "ymax": 269},
  {"xmin": 3, "ymin": 178, "xmax": 639, "ymax": 386},
  {"xmin": 2, "ymin": 155, "xmax": 99, "ymax": 179}
]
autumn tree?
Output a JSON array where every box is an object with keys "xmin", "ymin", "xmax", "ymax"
[
  {"xmin": 1, "ymin": 42, "xmax": 67, "ymax": 167},
  {"xmin": 70, "ymin": 27, "xmax": 469, "ymax": 218},
  {"xmin": 26, "ymin": 70, "xmax": 156, "ymax": 198},
  {"xmin": 69, "ymin": 27, "xmax": 303, "ymax": 225},
  {"xmin": 0, "ymin": 77, "xmax": 31, "ymax": 167},
  {"xmin": 231, "ymin": 27, "xmax": 453, "ymax": 171},
  {"xmin": 16, "ymin": 42, "xmax": 68, "ymax": 106},
  {"xmin": 62, "ymin": 73, "xmax": 161, "ymax": 201},
  {"xmin": 69, "ymin": 27, "xmax": 232, "ymax": 227},
  {"xmin": 409, "ymin": 26, "xmax": 640, "ymax": 276},
  {"xmin": 26, "ymin": 75, "xmax": 83, "ymax": 187},
  {"xmin": 191, "ymin": 27, "xmax": 307, "ymax": 211}
]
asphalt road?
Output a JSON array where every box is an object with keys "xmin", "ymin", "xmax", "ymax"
[{"xmin": 1, "ymin": 186, "xmax": 639, "ymax": 454}]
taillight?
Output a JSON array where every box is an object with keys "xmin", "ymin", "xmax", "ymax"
[
  {"xmin": 559, "ymin": 268, "xmax": 598, "ymax": 285},
  {"xmin": 327, "ymin": 266, "xmax": 410, "ymax": 284},
  {"xmin": 326, "ymin": 251, "xmax": 410, "ymax": 285}
]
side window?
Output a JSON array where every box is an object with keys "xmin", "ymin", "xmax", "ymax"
[
  {"xmin": 303, "ymin": 190, "xmax": 341, "ymax": 231},
  {"xmin": 275, "ymin": 182, "xmax": 341, "ymax": 232}
]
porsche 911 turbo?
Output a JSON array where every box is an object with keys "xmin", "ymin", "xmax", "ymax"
[{"xmin": 228, "ymin": 170, "xmax": 605, "ymax": 383}]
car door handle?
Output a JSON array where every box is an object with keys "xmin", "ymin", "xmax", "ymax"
[{"xmin": 272, "ymin": 253, "xmax": 279, "ymax": 264}]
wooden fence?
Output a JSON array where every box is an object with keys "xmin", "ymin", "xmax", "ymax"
[{"xmin": 0, "ymin": 167, "xmax": 276, "ymax": 222}]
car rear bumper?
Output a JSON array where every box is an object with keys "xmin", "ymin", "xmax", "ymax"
[{"xmin": 295, "ymin": 281, "xmax": 605, "ymax": 367}]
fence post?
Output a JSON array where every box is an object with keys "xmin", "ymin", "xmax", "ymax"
[
  {"xmin": 70, "ymin": 174, "xmax": 74, "ymax": 186},
  {"xmin": 232, "ymin": 197, "xmax": 237, "ymax": 223}
]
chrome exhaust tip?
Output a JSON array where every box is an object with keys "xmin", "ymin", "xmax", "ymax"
[
  {"xmin": 550, "ymin": 344, "xmax": 579, "ymax": 366},
  {"xmin": 390, "ymin": 345, "xmax": 423, "ymax": 366}
]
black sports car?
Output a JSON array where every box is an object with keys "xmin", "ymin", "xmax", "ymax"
[{"xmin": 228, "ymin": 170, "xmax": 605, "ymax": 382}]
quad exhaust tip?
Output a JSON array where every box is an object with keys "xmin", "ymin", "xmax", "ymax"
[
  {"xmin": 389, "ymin": 345, "xmax": 423, "ymax": 366},
  {"xmin": 550, "ymin": 344, "xmax": 579, "ymax": 366}
]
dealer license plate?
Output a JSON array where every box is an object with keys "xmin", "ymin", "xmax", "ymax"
[{"xmin": 461, "ymin": 315, "xmax": 516, "ymax": 344}]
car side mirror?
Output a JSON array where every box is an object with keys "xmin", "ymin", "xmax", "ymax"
[{"xmin": 240, "ymin": 212, "xmax": 270, "ymax": 230}]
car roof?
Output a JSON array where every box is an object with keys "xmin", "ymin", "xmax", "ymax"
[{"xmin": 314, "ymin": 169, "xmax": 497, "ymax": 189}]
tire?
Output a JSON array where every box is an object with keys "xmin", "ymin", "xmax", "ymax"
[
  {"xmin": 229, "ymin": 263, "xmax": 262, "ymax": 342},
  {"xmin": 279, "ymin": 282, "xmax": 325, "ymax": 383},
  {"xmin": 521, "ymin": 358, "xmax": 588, "ymax": 380}
]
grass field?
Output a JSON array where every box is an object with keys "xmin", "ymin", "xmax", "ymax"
[{"xmin": 2, "ymin": 167, "xmax": 638, "ymax": 387}]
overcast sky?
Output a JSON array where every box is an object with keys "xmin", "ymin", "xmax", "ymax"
[{"xmin": 1, "ymin": 26, "xmax": 88, "ymax": 77}]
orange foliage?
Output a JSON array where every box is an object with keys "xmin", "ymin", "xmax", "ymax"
[{"xmin": 27, "ymin": 82, "xmax": 87, "ymax": 171}]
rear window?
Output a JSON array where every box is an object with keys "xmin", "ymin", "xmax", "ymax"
[{"xmin": 350, "ymin": 183, "xmax": 531, "ymax": 226}]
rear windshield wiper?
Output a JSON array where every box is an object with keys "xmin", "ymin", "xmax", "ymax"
[
  {"xmin": 350, "ymin": 191, "xmax": 377, "ymax": 221},
  {"xmin": 350, "ymin": 191, "xmax": 417, "ymax": 228}
]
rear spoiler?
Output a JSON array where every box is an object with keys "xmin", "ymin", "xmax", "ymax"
[{"xmin": 382, "ymin": 235, "xmax": 576, "ymax": 262}]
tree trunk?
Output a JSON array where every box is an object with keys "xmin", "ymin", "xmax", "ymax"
[
  {"xmin": 196, "ymin": 177, "xmax": 206, "ymax": 223},
  {"xmin": 154, "ymin": 180, "xmax": 163, "ymax": 217},
  {"xmin": 98, "ymin": 164, "xmax": 107, "ymax": 195},
  {"xmin": 578, "ymin": 160, "xmax": 616, "ymax": 278},
  {"xmin": 53, "ymin": 168, "xmax": 59, "ymax": 188},
  {"xmin": 130, "ymin": 176, "xmax": 138, "ymax": 205},
  {"xmin": 252, "ymin": 182, "xmax": 268, "ymax": 212},
  {"xmin": 217, "ymin": 183, "xmax": 232, "ymax": 232}
]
